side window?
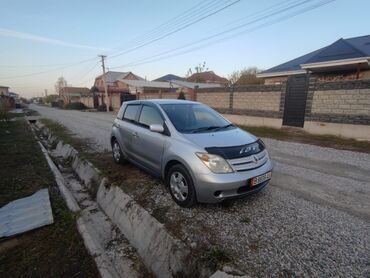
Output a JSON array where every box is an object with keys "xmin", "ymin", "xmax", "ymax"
[
  {"xmin": 123, "ymin": 105, "xmax": 140, "ymax": 122},
  {"xmin": 138, "ymin": 106, "xmax": 163, "ymax": 127}
]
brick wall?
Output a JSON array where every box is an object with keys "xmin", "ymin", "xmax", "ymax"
[
  {"xmin": 111, "ymin": 78, "xmax": 370, "ymax": 127},
  {"xmin": 195, "ymin": 85, "xmax": 283, "ymax": 118},
  {"xmin": 305, "ymin": 79, "xmax": 370, "ymax": 125},
  {"xmin": 233, "ymin": 91, "xmax": 281, "ymax": 111},
  {"xmin": 196, "ymin": 91, "xmax": 230, "ymax": 109}
]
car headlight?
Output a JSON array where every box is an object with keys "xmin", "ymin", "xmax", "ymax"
[{"xmin": 196, "ymin": 153, "xmax": 233, "ymax": 173}]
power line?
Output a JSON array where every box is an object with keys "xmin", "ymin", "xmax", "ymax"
[
  {"xmin": 69, "ymin": 61, "xmax": 100, "ymax": 84},
  {"xmin": 111, "ymin": 0, "xmax": 334, "ymax": 69},
  {"xmin": 107, "ymin": 0, "xmax": 226, "ymax": 54},
  {"xmin": 0, "ymin": 1, "xmax": 239, "ymax": 78},
  {"xmin": 111, "ymin": 0, "xmax": 304, "ymax": 68},
  {"xmin": 0, "ymin": 57, "xmax": 98, "ymax": 80},
  {"xmin": 108, "ymin": 0, "xmax": 241, "ymax": 59}
]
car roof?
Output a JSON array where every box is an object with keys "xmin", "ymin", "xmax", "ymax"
[{"xmin": 125, "ymin": 99, "xmax": 199, "ymax": 105}]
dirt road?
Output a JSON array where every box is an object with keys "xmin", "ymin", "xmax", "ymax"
[{"xmin": 31, "ymin": 104, "xmax": 370, "ymax": 276}]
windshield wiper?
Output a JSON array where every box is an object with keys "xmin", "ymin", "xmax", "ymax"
[
  {"xmin": 190, "ymin": 126, "xmax": 221, "ymax": 133},
  {"xmin": 212, "ymin": 124, "xmax": 234, "ymax": 131}
]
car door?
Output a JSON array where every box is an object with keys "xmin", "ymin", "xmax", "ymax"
[
  {"xmin": 133, "ymin": 104, "xmax": 167, "ymax": 174},
  {"xmin": 119, "ymin": 104, "xmax": 141, "ymax": 158}
]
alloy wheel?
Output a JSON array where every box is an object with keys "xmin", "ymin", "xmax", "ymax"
[{"xmin": 170, "ymin": 171, "xmax": 188, "ymax": 201}]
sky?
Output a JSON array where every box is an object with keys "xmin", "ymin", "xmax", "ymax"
[{"xmin": 0, "ymin": 0, "xmax": 369, "ymax": 98}]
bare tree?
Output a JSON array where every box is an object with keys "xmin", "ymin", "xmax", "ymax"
[
  {"xmin": 186, "ymin": 61, "xmax": 209, "ymax": 77},
  {"xmin": 228, "ymin": 67, "xmax": 264, "ymax": 85},
  {"xmin": 55, "ymin": 77, "xmax": 68, "ymax": 95}
]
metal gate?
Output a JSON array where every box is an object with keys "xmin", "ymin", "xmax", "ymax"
[
  {"xmin": 120, "ymin": 93, "xmax": 136, "ymax": 105},
  {"xmin": 282, "ymin": 75, "xmax": 309, "ymax": 127}
]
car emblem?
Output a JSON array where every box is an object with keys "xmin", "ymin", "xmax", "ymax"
[{"xmin": 253, "ymin": 155, "xmax": 258, "ymax": 163}]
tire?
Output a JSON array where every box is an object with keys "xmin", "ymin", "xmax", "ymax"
[
  {"xmin": 166, "ymin": 164, "xmax": 197, "ymax": 208},
  {"xmin": 111, "ymin": 139, "xmax": 125, "ymax": 164}
]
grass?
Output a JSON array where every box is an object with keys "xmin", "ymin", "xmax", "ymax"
[
  {"xmin": 203, "ymin": 247, "xmax": 231, "ymax": 270},
  {"xmin": 240, "ymin": 216, "xmax": 251, "ymax": 224},
  {"xmin": 240, "ymin": 125, "xmax": 370, "ymax": 153},
  {"xmin": 0, "ymin": 118, "xmax": 99, "ymax": 277}
]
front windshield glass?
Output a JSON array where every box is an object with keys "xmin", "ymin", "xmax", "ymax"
[{"xmin": 161, "ymin": 103, "xmax": 234, "ymax": 133}]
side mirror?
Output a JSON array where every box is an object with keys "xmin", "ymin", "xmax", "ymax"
[{"xmin": 149, "ymin": 124, "xmax": 164, "ymax": 133}]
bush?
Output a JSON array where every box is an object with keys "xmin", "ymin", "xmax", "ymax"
[
  {"xmin": 51, "ymin": 100, "xmax": 64, "ymax": 108},
  {"xmin": 97, "ymin": 104, "xmax": 113, "ymax": 112},
  {"xmin": 177, "ymin": 91, "xmax": 186, "ymax": 100},
  {"xmin": 63, "ymin": 102, "xmax": 86, "ymax": 110}
]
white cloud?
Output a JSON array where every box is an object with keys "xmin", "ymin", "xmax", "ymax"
[{"xmin": 0, "ymin": 28, "xmax": 109, "ymax": 51}]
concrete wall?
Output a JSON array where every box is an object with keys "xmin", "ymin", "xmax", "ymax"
[
  {"xmin": 233, "ymin": 91, "xmax": 281, "ymax": 112},
  {"xmin": 196, "ymin": 91, "xmax": 230, "ymax": 109},
  {"xmin": 305, "ymin": 79, "xmax": 370, "ymax": 126},
  {"xmin": 98, "ymin": 79, "xmax": 370, "ymax": 140},
  {"xmin": 81, "ymin": 96, "xmax": 94, "ymax": 108},
  {"xmin": 138, "ymin": 91, "xmax": 191, "ymax": 100},
  {"xmin": 311, "ymin": 89, "xmax": 369, "ymax": 116},
  {"xmin": 111, "ymin": 94, "xmax": 121, "ymax": 111}
]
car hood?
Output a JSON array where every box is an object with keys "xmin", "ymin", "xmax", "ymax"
[{"xmin": 181, "ymin": 128, "xmax": 257, "ymax": 149}]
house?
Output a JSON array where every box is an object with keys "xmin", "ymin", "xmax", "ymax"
[
  {"xmin": 258, "ymin": 35, "xmax": 370, "ymax": 84},
  {"xmin": 59, "ymin": 87, "xmax": 90, "ymax": 104},
  {"xmin": 169, "ymin": 80, "xmax": 223, "ymax": 100},
  {"xmin": 123, "ymin": 80, "xmax": 179, "ymax": 98},
  {"xmin": 0, "ymin": 86, "xmax": 16, "ymax": 109},
  {"xmin": 92, "ymin": 71, "xmax": 144, "ymax": 110},
  {"xmin": 0, "ymin": 86, "xmax": 9, "ymax": 95},
  {"xmin": 186, "ymin": 71, "xmax": 228, "ymax": 84},
  {"xmin": 153, "ymin": 74, "xmax": 184, "ymax": 82}
]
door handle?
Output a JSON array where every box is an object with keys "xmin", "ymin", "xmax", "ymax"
[{"xmin": 132, "ymin": 131, "xmax": 138, "ymax": 138}]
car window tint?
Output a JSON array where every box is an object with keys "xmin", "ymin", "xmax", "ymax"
[
  {"xmin": 139, "ymin": 106, "xmax": 163, "ymax": 127},
  {"xmin": 123, "ymin": 105, "xmax": 140, "ymax": 121}
]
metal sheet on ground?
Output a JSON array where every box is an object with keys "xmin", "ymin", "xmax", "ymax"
[{"xmin": 0, "ymin": 188, "xmax": 54, "ymax": 238}]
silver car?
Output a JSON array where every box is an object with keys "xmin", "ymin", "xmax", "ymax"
[{"xmin": 111, "ymin": 99, "xmax": 273, "ymax": 207}]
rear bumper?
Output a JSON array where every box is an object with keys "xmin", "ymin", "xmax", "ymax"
[{"xmin": 193, "ymin": 159, "xmax": 273, "ymax": 203}]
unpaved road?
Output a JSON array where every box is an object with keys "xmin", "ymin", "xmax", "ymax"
[{"xmin": 32, "ymin": 104, "xmax": 370, "ymax": 277}]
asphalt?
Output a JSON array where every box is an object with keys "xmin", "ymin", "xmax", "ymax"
[{"xmin": 31, "ymin": 104, "xmax": 370, "ymax": 277}]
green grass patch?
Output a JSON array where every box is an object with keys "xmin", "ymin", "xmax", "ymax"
[
  {"xmin": 240, "ymin": 216, "xmax": 251, "ymax": 224},
  {"xmin": 0, "ymin": 118, "xmax": 98, "ymax": 277},
  {"xmin": 203, "ymin": 247, "xmax": 231, "ymax": 270},
  {"xmin": 240, "ymin": 125, "xmax": 370, "ymax": 153}
]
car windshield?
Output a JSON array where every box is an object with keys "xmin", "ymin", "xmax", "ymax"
[{"xmin": 161, "ymin": 103, "xmax": 235, "ymax": 133}]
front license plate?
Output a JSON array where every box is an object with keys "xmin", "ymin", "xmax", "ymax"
[{"xmin": 250, "ymin": 172, "xmax": 271, "ymax": 187}]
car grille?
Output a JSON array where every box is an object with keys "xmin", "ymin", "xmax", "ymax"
[{"xmin": 227, "ymin": 150, "xmax": 268, "ymax": 172}]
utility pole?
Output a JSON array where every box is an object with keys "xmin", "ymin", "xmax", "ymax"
[{"xmin": 99, "ymin": 55, "xmax": 109, "ymax": 112}]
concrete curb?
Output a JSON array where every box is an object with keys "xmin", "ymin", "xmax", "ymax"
[
  {"xmin": 33, "ymin": 125, "xmax": 124, "ymax": 278},
  {"xmin": 38, "ymin": 141, "xmax": 80, "ymax": 213},
  {"xmin": 38, "ymin": 123, "xmax": 197, "ymax": 277},
  {"xmin": 97, "ymin": 183, "xmax": 193, "ymax": 277}
]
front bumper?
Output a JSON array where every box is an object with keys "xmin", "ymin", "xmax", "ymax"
[{"xmin": 193, "ymin": 159, "xmax": 273, "ymax": 203}]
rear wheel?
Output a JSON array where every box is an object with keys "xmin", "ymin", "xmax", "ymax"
[
  {"xmin": 112, "ymin": 139, "xmax": 125, "ymax": 164},
  {"xmin": 166, "ymin": 164, "xmax": 197, "ymax": 207}
]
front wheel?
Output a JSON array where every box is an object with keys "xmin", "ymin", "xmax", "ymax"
[
  {"xmin": 166, "ymin": 164, "xmax": 197, "ymax": 208},
  {"xmin": 112, "ymin": 139, "xmax": 125, "ymax": 164}
]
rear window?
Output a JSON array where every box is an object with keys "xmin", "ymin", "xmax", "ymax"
[{"xmin": 123, "ymin": 105, "xmax": 140, "ymax": 121}]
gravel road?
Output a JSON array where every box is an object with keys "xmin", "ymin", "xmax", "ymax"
[{"xmin": 32, "ymin": 104, "xmax": 370, "ymax": 277}]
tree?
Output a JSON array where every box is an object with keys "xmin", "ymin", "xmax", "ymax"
[
  {"xmin": 177, "ymin": 91, "xmax": 186, "ymax": 100},
  {"xmin": 55, "ymin": 77, "xmax": 68, "ymax": 95},
  {"xmin": 228, "ymin": 67, "xmax": 265, "ymax": 85},
  {"xmin": 186, "ymin": 61, "xmax": 209, "ymax": 78},
  {"xmin": 44, "ymin": 94, "xmax": 59, "ymax": 103}
]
